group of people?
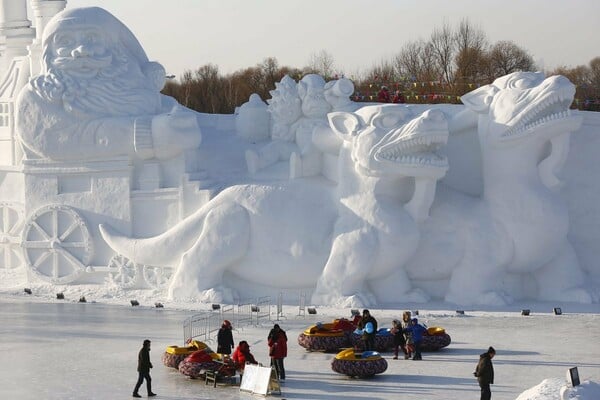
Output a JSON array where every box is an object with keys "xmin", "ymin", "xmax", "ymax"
[
  {"xmin": 217, "ymin": 320, "xmax": 288, "ymax": 382},
  {"xmin": 356, "ymin": 309, "xmax": 427, "ymax": 361},
  {"xmin": 390, "ymin": 311, "xmax": 427, "ymax": 361},
  {"xmin": 134, "ymin": 316, "xmax": 495, "ymax": 400},
  {"xmin": 376, "ymin": 86, "xmax": 406, "ymax": 103}
]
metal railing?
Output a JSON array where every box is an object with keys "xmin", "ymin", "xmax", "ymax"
[{"xmin": 183, "ymin": 296, "xmax": 274, "ymax": 344}]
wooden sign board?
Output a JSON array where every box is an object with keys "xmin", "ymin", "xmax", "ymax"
[{"xmin": 240, "ymin": 364, "xmax": 280, "ymax": 396}]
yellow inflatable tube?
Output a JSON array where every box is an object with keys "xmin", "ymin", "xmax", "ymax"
[
  {"xmin": 427, "ymin": 327, "xmax": 446, "ymax": 336},
  {"xmin": 335, "ymin": 348, "xmax": 381, "ymax": 361},
  {"xmin": 165, "ymin": 340, "xmax": 209, "ymax": 355}
]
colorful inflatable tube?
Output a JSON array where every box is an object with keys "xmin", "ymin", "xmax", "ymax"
[
  {"xmin": 178, "ymin": 349, "xmax": 222, "ymax": 379},
  {"xmin": 298, "ymin": 319, "xmax": 355, "ymax": 352},
  {"xmin": 331, "ymin": 348, "xmax": 388, "ymax": 377},
  {"xmin": 422, "ymin": 327, "xmax": 451, "ymax": 351},
  {"xmin": 162, "ymin": 340, "xmax": 211, "ymax": 369}
]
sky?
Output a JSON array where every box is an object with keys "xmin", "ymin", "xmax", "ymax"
[{"xmin": 59, "ymin": 0, "xmax": 600, "ymax": 79}]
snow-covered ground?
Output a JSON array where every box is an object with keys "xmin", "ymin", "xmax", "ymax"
[{"xmin": 1, "ymin": 280, "xmax": 599, "ymax": 400}]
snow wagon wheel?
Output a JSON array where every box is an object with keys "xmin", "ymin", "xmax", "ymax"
[
  {"xmin": 142, "ymin": 265, "xmax": 173, "ymax": 289},
  {"xmin": 0, "ymin": 203, "xmax": 24, "ymax": 270},
  {"xmin": 107, "ymin": 254, "xmax": 139, "ymax": 288},
  {"xmin": 21, "ymin": 205, "xmax": 92, "ymax": 284}
]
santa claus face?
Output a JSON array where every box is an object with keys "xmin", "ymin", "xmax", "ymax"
[{"xmin": 50, "ymin": 27, "xmax": 113, "ymax": 79}]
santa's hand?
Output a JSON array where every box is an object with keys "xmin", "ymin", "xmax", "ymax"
[{"xmin": 151, "ymin": 110, "xmax": 202, "ymax": 159}]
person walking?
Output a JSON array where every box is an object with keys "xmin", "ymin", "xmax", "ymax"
[
  {"xmin": 133, "ymin": 339, "xmax": 156, "ymax": 398},
  {"xmin": 357, "ymin": 309, "xmax": 378, "ymax": 351},
  {"xmin": 217, "ymin": 320, "xmax": 235, "ymax": 355},
  {"xmin": 390, "ymin": 319, "xmax": 407, "ymax": 360},
  {"xmin": 404, "ymin": 318, "xmax": 427, "ymax": 360},
  {"xmin": 475, "ymin": 346, "xmax": 496, "ymax": 400},
  {"xmin": 268, "ymin": 324, "xmax": 288, "ymax": 381}
]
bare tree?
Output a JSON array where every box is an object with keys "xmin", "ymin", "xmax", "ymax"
[
  {"xmin": 454, "ymin": 19, "xmax": 488, "ymax": 83},
  {"xmin": 488, "ymin": 40, "xmax": 536, "ymax": 76},
  {"xmin": 430, "ymin": 22, "xmax": 456, "ymax": 85},
  {"xmin": 306, "ymin": 49, "xmax": 336, "ymax": 78},
  {"xmin": 589, "ymin": 57, "xmax": 600, "ymax": 90}
]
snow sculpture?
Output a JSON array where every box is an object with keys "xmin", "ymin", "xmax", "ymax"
[
  {"xmin": 245, "ymin": 75, "xmax": 301, "ymax": 175},
  {"xmin": 15, "ymin": 6, "xmax": 201, "ymax": 161},
  {"xmin": 0, "ymin": 6, "xmax": 205, "ymax": 286},
  {"xmin": 235, "ymin": 93, "xmax": 270, "ymax": 141},
  {"xmin": 311, "ymin": 106, "xmax": 449, "ymax": 306},
  {"xmin": 288, "ymin": 74, "xmax": 331, "ymax": 179},
  {"xmin": 323, "ymin": 77, "xmax": 359, "ymax": 112},
  {"xmin": 99, "ymin": 105, "xmax": 449, "ymax": 306},
  {"xmin": 245, "ymin": 74, "xmax": 333, "ymax": 178},
  {"xmin": 405, "ymin": 72, "xmax": 592, "ymax": 305}
]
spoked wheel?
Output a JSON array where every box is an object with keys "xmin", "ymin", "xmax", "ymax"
[
  {"xmin": 21, "ymin": 205, "xmax": 92, "ymax": 284},
  {"xmin": 142, "ymin": 265, "xmax": 173, "ymax": 289},
  {"xmin": 107, "ymin": 254, "xmax": 139, "ymax": 288},
  {"xmin": 0, "ymin": 203, "xmax": 24, "ymax": 270}
]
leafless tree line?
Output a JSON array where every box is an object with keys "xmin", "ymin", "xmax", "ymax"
[{"xmin": 162, "ymin": 19, "xmax": 599, "ymax": 113}]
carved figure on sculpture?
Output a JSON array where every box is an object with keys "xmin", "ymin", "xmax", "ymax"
[
  {"xmin": 245, "ymin": 75, "xmax": 301, "ymax": 175},
  {"xmin": 15, "ymin": 7, "xmax": 201, "ymax": 161},
  {"xmin": 235, "ymin": 93, "xmax": 270, "ymax": 141},
  {"xmin": 323, "ymin": 78, "xmax": 359, "ymax": 112},
  {"xmin": 289, "ymin": 74, "xmax": 332, "ymax": 179},
  {"xmin": 99, "ymin": 105, "xmax": 449, "ymax": 307},
  {"xmin": 405, "ymin": 72, "xmax": 592, "ymax": 305},
  {"xmin": 311, "ymin": 105, "xmax": 449, "ymax": 306}
]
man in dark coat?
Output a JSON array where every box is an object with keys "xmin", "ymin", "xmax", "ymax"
[
  {"xmin": 357, "ymin": 309, "xmax": 378, "ymax": 351},
  {"xmin": 475, "ymin": 346, "xmax": 496, "ymax": 400},
  {"xmin": 217, "ymin": 320, "xmax": 235, "ymax": 355},
  {"xmin": 133, "ymin": 339, "xmax": 156, "ymax": 398}
]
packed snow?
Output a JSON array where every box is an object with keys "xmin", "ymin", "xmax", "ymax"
[{"xmin": 0, "ymin": 278, "xmax": 599, "ymax": 399}]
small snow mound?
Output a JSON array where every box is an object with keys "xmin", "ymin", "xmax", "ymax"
[{"xmin": 516, "ymin": 378, "xmax": 600, "ymax": 400}]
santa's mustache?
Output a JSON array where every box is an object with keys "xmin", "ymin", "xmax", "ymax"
[{"xmin": 52, "ymin": 54, "xmax": 113, "ymax": 70}]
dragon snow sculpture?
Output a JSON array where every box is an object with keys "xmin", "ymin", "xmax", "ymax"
[
  {"xmin": 100, "ymin": 105, "xmax": 449, "ymax": 306},
  {"xmin": 405, "ymin": 72, "xmax": 592, "ymax": 305}
]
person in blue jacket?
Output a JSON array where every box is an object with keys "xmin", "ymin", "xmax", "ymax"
[{"xmin": 404, "ymin": 318, "xmax": 427, "ymax": 360}]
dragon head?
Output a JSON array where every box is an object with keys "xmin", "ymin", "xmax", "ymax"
[
  {"xmin": 461, "ymin": 72, "xmax": 582, "ymax": 145},
  {"xmin": 328, "ymin": 104, "xmax": 449, "ymax": 180}
]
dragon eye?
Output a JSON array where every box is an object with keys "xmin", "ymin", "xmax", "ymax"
[
  {"xmin": 373, "ymin": 110, "xmax": 411, "ymax": 129},
  {"xmin": 513, "ymin": 78, "xmax": 532, "ymax": 89}
]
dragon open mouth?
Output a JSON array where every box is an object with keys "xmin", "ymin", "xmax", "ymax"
[
  {"xmin": 502, "ymin": 91, "xmax": 574, "ymax": 139},
  {"xmin": 373, "ymin": 108, "xmax": 449, "ymax": 171},
  {"xmin": 376, "ymin": 134, "xmax": 448, "ymax": 167}
]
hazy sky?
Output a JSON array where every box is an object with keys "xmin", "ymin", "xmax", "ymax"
[{"xmin": 59, "ymin": 0, "xmax": 599, "ymax": 78}]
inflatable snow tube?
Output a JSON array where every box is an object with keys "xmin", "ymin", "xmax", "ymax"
[
  {"xmin": 177, "ymin": 348, "xmax": 221, "ymax": 378},
  {"xmin": 331, "ymin": 349, "xmax": 388, "ymax": 377},
  {"xmin": 162, "ymin": 351, "xmax": 188, "ymax": 369},
  {"xmin": 178, "ymin": 360, "xmax": 221, "ymax": 378},
  {"xmin": 163, "ymin": 341, "xmax": 212, "ymax": 368},
  {"xmin": 298, "ymin": 331, "xmax": 351, "ymax": 352},
  {"xmin": 298, "ymin": 321, "xmax": 354, "ymax": 352},
  {"xmin": 350, "ymin": 328, "xmax": 394, "ymax": 352},
  {"xmin": 422, "ymin": 331, "xmax": 451, "ymax": 351}
]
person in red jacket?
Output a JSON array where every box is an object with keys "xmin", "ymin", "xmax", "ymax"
[
  {"xmin": 231, "ymin": 340, "xmax": 258, "ymax": 376},
  {"xmin": 377, "ymin": 86, "xmax": 391, "ymax": 103},
  {"xmin": 267, "ymin": 324, "xmax": 288, "ymax": 381}
]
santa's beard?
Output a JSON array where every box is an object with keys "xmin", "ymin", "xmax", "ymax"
[{"xmin": 33, "ymin": 55, "xmax": 161, "ymax": 118}]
